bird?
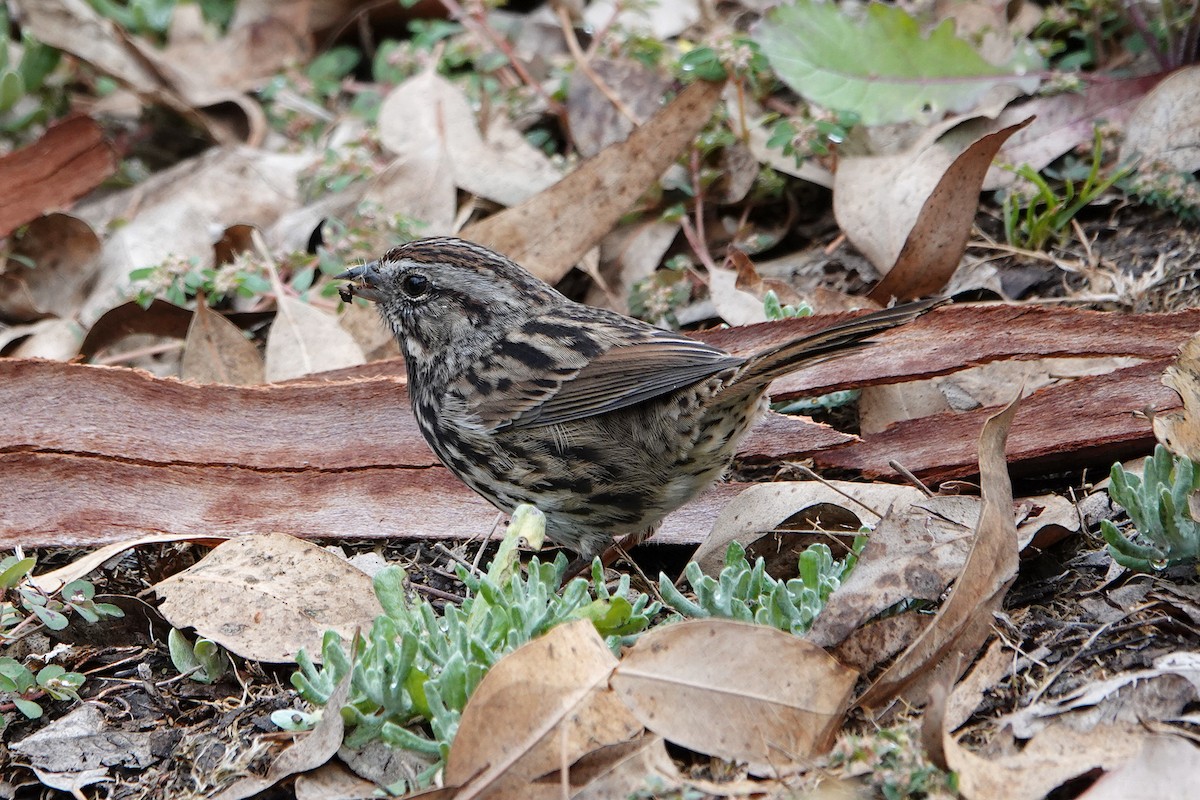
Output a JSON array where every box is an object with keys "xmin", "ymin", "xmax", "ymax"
[{"xmin": 337, "ymin": 237, "xmax": 940, "ymax": 559}]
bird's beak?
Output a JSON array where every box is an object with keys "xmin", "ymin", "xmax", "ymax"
[{"xmin": 336, "ymin": 261, "xmax": 384, "ymax": 303}]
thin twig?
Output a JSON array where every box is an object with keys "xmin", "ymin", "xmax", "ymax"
[
  {"xmin": 888, "ymin": 460, "xmax": 936, "ymax": 498},
  {"xmin": 794, "ymin": 464, "xmax": 889, "ymax": 519},
  {"xmin": 554, "ymin": 4, "xmax": 641, "ymax": 126}
]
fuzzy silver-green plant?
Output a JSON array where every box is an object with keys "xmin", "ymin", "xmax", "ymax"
[
  {"xmin": 659, "ymin": 538, "xmax": 862, "ymax": 635},
  {"xmin": 279, "ymin": 506, "xmax": 658, "ymax": 789},
  {"xmin": 1102, "ymin": 445, "xmax": 1200, "ymax": 571}
]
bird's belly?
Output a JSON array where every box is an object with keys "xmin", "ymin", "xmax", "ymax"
[{"xmin": 417, "ymin": 389, "xmax": 767, "ymax": 552}]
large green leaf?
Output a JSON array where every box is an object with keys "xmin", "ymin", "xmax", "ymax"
[{"xmin": 754, "ymin": 0, "xmax": 1042, "ymax": 126}]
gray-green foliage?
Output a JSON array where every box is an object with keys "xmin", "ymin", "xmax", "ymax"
[
  {"xmin": 283, "ymin": 511, "xmax": 658, "ymax": 786},
  {"xmin": 1102, "ymin": 445, "xmax": 1200, "ymax": 572},
  {"xmin": 659, "ymin": 538, "xmax": 862, "ymax": 635}
]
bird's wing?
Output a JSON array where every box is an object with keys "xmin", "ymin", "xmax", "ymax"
[{"xmin": 454, "ymin": 328, "xmax": 743, "ymax": 431}]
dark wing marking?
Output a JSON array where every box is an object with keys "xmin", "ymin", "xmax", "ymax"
[{"xmin": 504, "ymin": 336, "xmax": 743, "ymax": 428}]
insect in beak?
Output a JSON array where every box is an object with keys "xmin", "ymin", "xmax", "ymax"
[{"xmin": 336, "ymin": 261, "xmax": 384, "ymax": 303}]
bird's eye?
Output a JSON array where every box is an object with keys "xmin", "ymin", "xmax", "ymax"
[{"xmin": 400, "ymin": 272, "xmax": 430, "ymax": 299}]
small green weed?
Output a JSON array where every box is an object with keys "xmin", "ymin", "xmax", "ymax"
[
  {"xmin": 1001, "ymin": 127, "xmax": 1132, "ymax": 250},
  {"xmin": 1, "ymin": 553, "xmax": 123, "ymax": 726},
  {"xmin": 168, "ymin": 628, "xmax": 230, "ymax": 684}
]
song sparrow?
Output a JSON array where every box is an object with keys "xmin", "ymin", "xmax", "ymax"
[{"xmin": 338, "ymin": 238, "xmax": 939, "ymax": 558}]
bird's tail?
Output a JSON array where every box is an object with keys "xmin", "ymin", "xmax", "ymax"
[{"xmin": 739, "ymin": 296, "xmax": 945, "ymax": 387}]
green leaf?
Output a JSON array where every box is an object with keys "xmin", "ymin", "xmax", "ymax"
[
  {"xmin": 18, "ymin": 36, "xmax": 60, "ymax": 92},
  {"xmin": 754, "ymin": 0, "xmax": 1042, "ymax": 126},
  {"xmin": 0, "ymin": 556, "xmax": 35, "ymax": 590},
  {"xmin": 28, "ymin": 604, "xmax": 68, "ymax": 631},
  {"xmin": 271, "ymin": 707, "xmax": 320, "ymax": 731},
  {"xmin": 14, "ymin": 697, "xmax": 42, "ymax": 719},
  {"xmin": 0, "ymin": 69, "xmax": 24, "ymax": 113},
  {"xmin": 168, "ymin": 627, "xmax": 201, "ymax": 673}
]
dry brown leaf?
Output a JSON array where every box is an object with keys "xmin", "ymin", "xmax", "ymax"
[
  {"xmin": 30, "ymin": 532, "xmax": 223, "ymax": 595},
  {"xmin": 567, "ymin": 58, "xmax": 672, "ymax": 156},
  {"xmin": 1119, "ymin": 66, "xmax": 1200, "ymax": 173},
  {"xmin": 182, "ymin": 301, "xmax": 265, "ymax": 385},
  {"xmin": 806, "ymin": 496, "xmax": 974, "ymax": 651},
  {"xmin": 706, "ymin": 262, "xmax": 770, "ymax": 326},
  {"xmin": 9, "ymin": 318, "xmax": 83, "ymax": 360},
  {"xmin": 557, "ymin": 735, "xmax": 681, "ymax": 800},
  {"xmin": 445, "ymin": 619, "xmax": 641, "ymax": 800},
  {"xmin": 0, "ymin": 319, "xmax": 82, "ymax": 358},
  {"xmin": 985, "ymin": 74, "xmax": 1161, "ymax": 189},
  {"xmin": 293, "ymin": 761, "xmax": 383, "ymax": 800},
  {"xmin": 79, "ymin": 300, "xmax": 194, "ymax": 359},
  {"xmin": 265, "ymin": 296, "xmax": 365, "ymax": 382},
  {"xmin": 362, "ymin": 154, "xmax": 457, "ymax": 238},
  {"xmin": 377, "ymin": 70, "xmax": 560, "ymax": 208},
  {"xmin": 213, "ymin": 675, "xmax": 350, "ymax": 800},
  {"xmin": 1152, "ymin": 331, "xmax": 1200, "ymax": 461},
  {"xmin": 0, "ymin": 117, "xmax": 115, "ymax": 239},
  {"xmin": 693, "ymin": 481, "xmax": 928, "ymax": 577},
  {"xmin": 463, "ymin": 79, "xmax": 724, "ymax": 285},
  {"xmin": 0, "ymin": 213, "xmax": 102, "ymax": 321},
  {"xmin": 1004, "ymin": 652, "xmax": 1200, "ymax": 739},
  {"xmin": 75, "ymin": 147, "xmax": 316, "ymax": 327},
  {"xmin": 861, "ymin": 118, "xmax": 1032, "ymax": 302},
  {"xmin": 856, "ymin": 396, "xmax": 1020, "ymax": 711},
  {"xmin": 946, "ymin": 721, "xmax": 1146, "ymax": 800},
  {"xmin": 154, "ymin": 533, "xmax": 382, "ymax": 663},
  {"xmin": 1080, "ymin": 735, "xmax": 1200, "ymax": 800},
  {"xmin": 586, "ymin": 221, "xmax": 680, "ymax": 313},
  {"xmin": 611, "ymin": 619, "xmax": 857, "ymax": 765},
  {"xmin": 16, "ymin": 0, "xmax": 251, "ymax": 142}
]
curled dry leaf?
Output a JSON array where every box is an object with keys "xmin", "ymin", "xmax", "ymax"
[
  {"xmin": 611, "ymin": 618, "xmax": 857, "ymax": 765},
  {"xmin": 154, "ymin": 533, "xmax": 382, "ymax": 663},
  {"xmin": 1151, "ymin": 331, "xmax": 1200, "ymax": 462},
  {"xmin": 182, "ymin": 301, "xmax": 265, "ymax": 385},
  {"xmin": 1119, "ymin": 65, "xmax": 1200, "ymax": 174},
  {"xmin": 984, "ymin": 73, "xmax": 1161, "ymax": 189},
  {"xmin": 9, "ymin": 318, "xmax": 83, "ymax": 361},
  {"xmin": 856, "ymin": 395, "xmax": 1021, "ymax": 711},
  {"xmin": 463, "ymin": 79, "xmax": 725, "ymax": 285},
  {"xmin": 861, "ymin": 118, "xmax": 1032, "ymax": 302},
  {"xmin": 567, "ymin": 58, "xmax": 672, "ymax": 156},
  {"xmin": 693, "ymin": 480, "xmax": 928, "ymax": 577},
  {"xmin": 0, "ymin": 213, "xmax": 102, "ymax": 321},
  {"xmin": 212, "ymin": 675, "xmax": 351, "ymax": 800},
  {"xmin": 445, "ymin": 619, "xmax": 641, "ymax": 800},
  {"xmin": 835, "ymin": 116, "xmax": 1014, "ymax": 296},
  {"xmin": 1080, "ymin": 735, "xmax": 1200, "ymax": 800},
  {"xmin": 377, "ymin": 70, "xmax": 560, "ymax": 209},
  {"xmin": 946, "ymin": 720, "xmax": 1145, "ymax": 800},
  {"xmin": 549, "ymin": 734, "xmax": 680, "ymax": 800},
  {"xmin": 265, "ymin": 295, "xmax": 365, "ymax": 382},
  {"xmin": 1004, "ymin": 651, "xmax": 1200, "ymax": 740},
  {"xmin": 30, "ymin": 532, "xmax": 222, "ymax": 595},
  {"xmin": 806, "ymin": 495, "xmax": 975, "ymax": 650}
]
